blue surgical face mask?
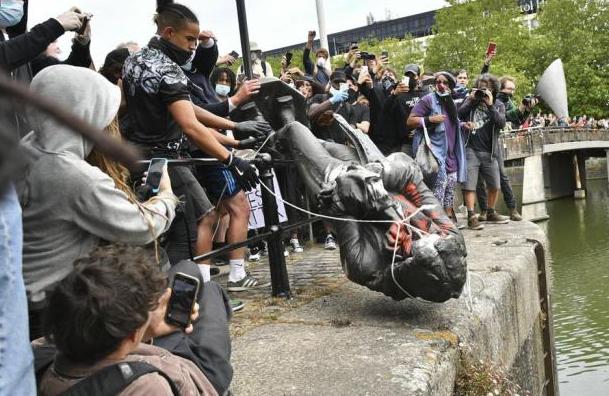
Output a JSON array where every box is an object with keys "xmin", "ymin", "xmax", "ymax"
[
  {"xmin": 215, "ymin": 83, "xmax": 231, "ymax": 97},
  {"xmin": 0, "ymin": 0, "xmax": 24, "ymax": 28}
]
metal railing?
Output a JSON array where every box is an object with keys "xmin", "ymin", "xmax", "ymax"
[
  {"xmin": 140, "ymin": 155, "xmax": 319, "ymax": 298},
  {"xmin": 500, "ymin": 127, "xmax": 609, "ymax": 160}
]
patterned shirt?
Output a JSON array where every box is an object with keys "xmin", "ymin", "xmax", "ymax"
[{"xmin": 122, "ymin": 46, "xmax": 191, "ymax": 147}]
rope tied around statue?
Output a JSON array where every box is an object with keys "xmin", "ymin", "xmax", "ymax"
[{"xmin": 237, "ymin": 106, "xmax": 468, "ymax": 304}]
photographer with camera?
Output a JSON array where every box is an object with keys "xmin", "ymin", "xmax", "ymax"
[
  {"xmin": 36, "ymin": 244, "xmax": 232, "ymax": 395},
  {"xmin": 475, "ymin": 76, "xmax": 537, "ymax": 222},
  {"xmin": 458, "ymin": 73, "xmax": 509, "ymax": 230}
]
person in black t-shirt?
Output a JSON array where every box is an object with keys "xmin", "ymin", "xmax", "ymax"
[
  {"xmin": 122, "ymin": 1, "xmax": 271, "ymax": 288},
  {"xmin": 458, "ymin": 73, "xmax": 509, "ymax": 230},
  {"xmin": 352, "ymin": 94, "xmax": 371, "ymax": 133},
  {"xmin": 307, "ymin": 70, "xmax": 357, "ymax": 145}
]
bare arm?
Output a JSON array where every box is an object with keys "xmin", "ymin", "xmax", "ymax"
[
  {"xmin": 192, "ymin": 104, "xmax": 237, "ymax": 131},
  {"xmin": 169, "ymin": 100, "xmax": 230, "ymax": 162},
  {"xmin": 308, "ymin": 100, "xmax": 334, "ymax": 121}
]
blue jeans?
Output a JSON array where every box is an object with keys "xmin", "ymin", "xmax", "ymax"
[{"xmin": 0, "ymin": 185, "xmax": 35, "ymax": 395}]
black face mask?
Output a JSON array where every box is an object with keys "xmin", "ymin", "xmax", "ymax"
[
  {"xmin": 408, "ymin": 78, "xmax": 418, "ymax": 91},
  {"xmin": 148, "ymin": 36, "xmax": 193, "ymax": 66},
  {"xmin": 347, "ymin": 88, "xmax": 358, "ymax": 103},
  {"xmin": 382, "ymin": 76, "xmax": 395, "ymax": 91}
]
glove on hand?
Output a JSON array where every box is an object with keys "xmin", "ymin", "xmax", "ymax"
[
  {"xmin": 234, "ymin": 120, "xmax": 272, "ymax": 139},
  {"xmin": 224, "ymin": 152, "xmax": 258, "ymax": 191}
]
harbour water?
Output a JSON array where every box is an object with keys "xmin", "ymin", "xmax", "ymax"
[{"xmin": 543, "ymin": 179, "xmax": 609, "ymax": 395}]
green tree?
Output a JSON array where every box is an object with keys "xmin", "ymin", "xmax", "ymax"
[
  {"xmin": 425, "ymin": 0, "xmax": 534, "ymax": 98},
  {"xmin": 523, "ymin": 0, "xmax": 609, "ymax": 118}
]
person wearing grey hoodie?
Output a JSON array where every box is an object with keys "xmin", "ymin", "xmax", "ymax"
[{"xmin": 18, "ymin": 65, "xmax": 178, "ymax": 339}]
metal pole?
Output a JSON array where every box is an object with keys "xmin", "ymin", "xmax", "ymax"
[
  {"xmin": 315, "ymin": 0, "xmax": 329, "ymax": 51},
  {"xmin": 235, "ymin": 0, "xmax": 253, "ymax": 79},
  {"xmin": 258, "ymin": 155, "xmax": 291, "ymax": 298}
]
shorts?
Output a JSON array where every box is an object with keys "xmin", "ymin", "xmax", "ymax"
[
  {"xmin": 196, "ymin": 164, "xmax": 241, "ymax": 204},
  {"xmin": 164, "ymin": 165, "xmax": 214, "ymax": 264},
  {"xmin": 463, "ymin": 148, "xmax": 500, "ymax": 191}
]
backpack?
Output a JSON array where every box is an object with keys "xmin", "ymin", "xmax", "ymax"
[{"xmin": 35, "ymin": 346, "xmax": 180, "ymax": 396}]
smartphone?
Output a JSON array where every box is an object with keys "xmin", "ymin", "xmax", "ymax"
[
  {"xmin": 165, "ymin": 272, "xmax": 200, "ymax": 328},
  {"xmin": 229, "ymin": 50, "xmax": 239, "ymax": 58},
  {"xmin": 381, "ymin": 50, "xmax": 389, "ymax": 59},
  {"xmin": 77, "ymin": 14, "xmax": 92, "ymax": 35},
  {"xmin": 486, "ymin": 41, "xmax": 497, "ymax": 55},
  {"xmin": 285, "ymin": 51, "xmax": 293, "ymax": 65},
  {"xmin": 145, "ymin": 158, "xmax": 167, "ymax": 194},
  {"xmin": 402, "ymin": 76, "xmax": 410, "ymax": 86}
]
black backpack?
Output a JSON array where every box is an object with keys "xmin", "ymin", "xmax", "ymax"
[{"xmin": 35, "ymin": 345, "xmax": 180, "ymax": 396}]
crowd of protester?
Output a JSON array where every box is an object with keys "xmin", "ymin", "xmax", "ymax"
[{"xmin": 2, "ymin": 0, "xmax": 607, "ymax": 394}]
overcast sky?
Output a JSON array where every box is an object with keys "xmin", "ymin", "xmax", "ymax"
[{"xmin": 28, "ymin": 0, "xmax": 448, "ymax": 66}]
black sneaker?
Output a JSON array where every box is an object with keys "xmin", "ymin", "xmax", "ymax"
[
  {"xmin": 210, "ymin": 267, "xmax": 220, "ymax": 276},
  {"xmin": 227, "ymin": 275, "xmax": 271, "ymax": 292}
]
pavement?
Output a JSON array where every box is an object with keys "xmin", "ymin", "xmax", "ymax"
[{"xmin": 213, "ymin": 220, "xmax": 548, "ymax": 396}]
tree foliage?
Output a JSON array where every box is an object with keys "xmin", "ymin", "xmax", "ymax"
[{"xmin": 425, "ymin": 0, "xmax": 609, "ymax": 118}]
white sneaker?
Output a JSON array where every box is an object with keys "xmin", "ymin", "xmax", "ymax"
[
  {"xmin": 324, "ymin": 234, "xmax": 337, "ymax": 250},
  {"xmin": 248, "ymin": 247, "xmax": 261, "ymax": 262},
  {"xmin": 289, "ymin": 238, "xmax": 304, "ymax": 253}
]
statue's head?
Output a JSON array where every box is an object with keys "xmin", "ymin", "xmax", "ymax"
[{"xmin": 397, "ymin": 234, "xmax": 467, "ymax": 302}]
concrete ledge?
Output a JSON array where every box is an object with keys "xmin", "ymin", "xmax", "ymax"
[{"xmin": 230, "ymin": 221, "xmax": 549, "ymax": 395}]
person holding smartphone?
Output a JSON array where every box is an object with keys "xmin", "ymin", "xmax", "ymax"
[
  {"xmin": 18, "ymin": 65, "xmax": 179, "ymax": 340},
  {"xmin": 37, "ymin": 244, "xmax": 232, "ymax": 395}
]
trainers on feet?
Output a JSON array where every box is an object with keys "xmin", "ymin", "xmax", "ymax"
[
  {"xmin": 289, "ymin": 238, "xmax": 304, "ymax": 253},
  {"xmin": 230, "ymin": 299, "xmax": 245, "ymax": 312},
  {"xmin": 468, "ymin": 216, "xmax": 485, "ymax": 230},
  {"xmin": 210, "ymin": 267, "xmax": 220, "ymax": 276},
  {"xmin": 478, "ymin": 212, "xmax": 487, "ymax": 222},
  {"xmin": 324, "ymin": 234, "xmax": 337, "ymax": 250},
  {"xmin": 227, "ymin": 275, "xmax": 270, "ymax": 292},
  {"xmin": 509, "ymin": 208, "xmax": 523, "ymax": 221},
  {"xmin": 486, "ymin": 211, "xmax": 510, "ymax": 224}
]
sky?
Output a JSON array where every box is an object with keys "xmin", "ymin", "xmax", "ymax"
[{"xmin": 28, "ymin": 0, "xmax": 448, "ymax": 66}]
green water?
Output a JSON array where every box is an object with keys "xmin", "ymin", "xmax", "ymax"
[{"xmin": 543, "ymin": 180, "xmax": 609, "ymax": 395}]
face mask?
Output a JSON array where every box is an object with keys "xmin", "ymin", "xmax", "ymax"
[
  {"xmin": 347, "ymin": 88, "xmax": 358, "ymax": 103},
  {"xmin": 149, "ymin": 37, "xmax": 193, "ymax": 66},
  {"xmin": 437, "ymin": 90, "xmax": 451, "ymax": 97},
  {"xmin": 317, "ymin": 57, "xmax": 326, "ymax": 68},
  {"xmin": 215, "ymin": 83, "xmax": 231, "ymax": 97},
  {"xmin": 181, "ymin": 51, "xmax": 197, "ymax": 71},
  {"xmin": 382, "ymin": 77, "xmax": 395, "ymax": 91},
  {"xmin": 0, "ymin": 0, "xmax": 24, "ymax": 28}
]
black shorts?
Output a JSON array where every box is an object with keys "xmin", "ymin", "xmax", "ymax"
[{"xmin": 196, "ymin": 164, "xmax": 241, "ymax": 204}]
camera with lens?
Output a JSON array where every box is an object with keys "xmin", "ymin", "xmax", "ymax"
[
  {"xmin": 473, "ymin": 89, "xmax": 485, "ymax": 100},
  {"xmin": 522, "ymin": 95, "xmax": 539, "ymax": 107}
]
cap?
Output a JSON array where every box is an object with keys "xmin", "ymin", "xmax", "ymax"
[
  {"xmin": 330, "ymin": 70, "xmax": 347, "ymax": 83},
  {"xmin": 249, "ymin": 41, "xmax": 261, "ymax": 52},
  {"xmin": 404, "ymin": 64, "xmax": 421, "ymax": 76}
]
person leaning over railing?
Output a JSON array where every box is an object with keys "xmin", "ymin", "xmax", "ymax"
[{"xmin": 17, "ymin": 65, "xmax": 178, "ymax": 340}]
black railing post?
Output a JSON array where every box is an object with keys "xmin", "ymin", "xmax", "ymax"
[
  {"xmin": 256, "ymin": 154, "xmax": 291, "ymax": 298},
  {"xmin": 235, "ymin": 0, "xmax": 253, "ymax": 80}
]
